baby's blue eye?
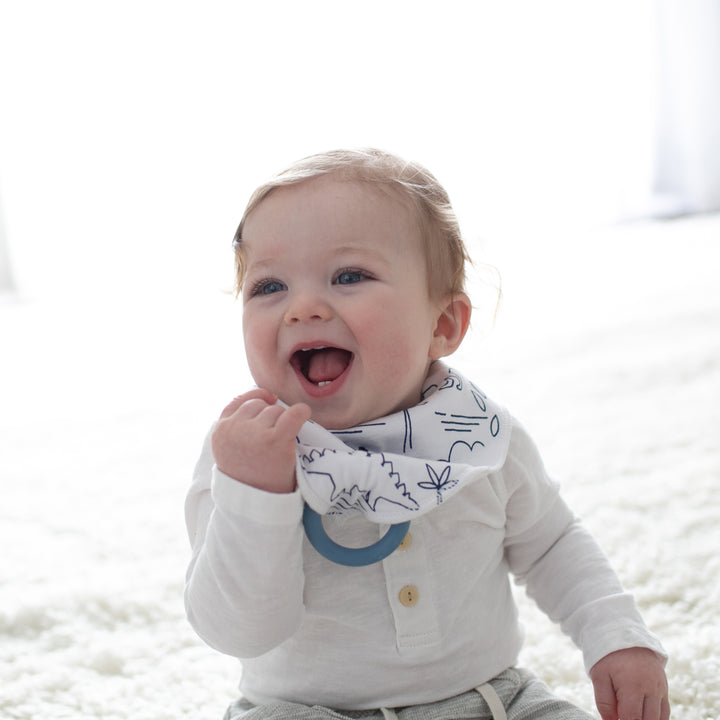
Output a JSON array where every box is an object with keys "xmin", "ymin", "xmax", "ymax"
[
  {"xmin": 335, "ymin": 270, "xmax": 366, "ymax": 285},
  {"xmin": 254, "ymin": 279, "xmax": 287, "ymax": 296}
]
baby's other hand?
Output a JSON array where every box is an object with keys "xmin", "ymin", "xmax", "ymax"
[
  {"xmin": 211, "ymin": 389, "xmax": 311, "ymax": 494},
  {"xmin": 589, "ymin": 647, "xmax": 669, "ymax": 720}
]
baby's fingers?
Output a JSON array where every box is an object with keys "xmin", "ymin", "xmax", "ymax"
[
  {"xmin": 640, "ymin": 694, "xmax": 662, "ymax": 720},
  {"xmin": 275, "ymin": 402, "xmax": 312, "ymax": 438},
  {"xmin": 618, "ymin": 691, "xmax": 669, "ymax": 720},
  {"xmin": 592, "ymin": 673, "xmax": 617, "ymax": 720},
  {"xmin": 219, "ymin": 388, "xmax": 276, "ymax": 419}
]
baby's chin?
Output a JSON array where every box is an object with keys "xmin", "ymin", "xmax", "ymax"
[
  {"xmin": 306, "ymin": 397, "xmax": 421, "ymax": 432},
  {"xmin": 305, "ymin": 409, "xmax": 360, "ymax": 431},
  {"xmin": 299, "ymin": 402, "xmax": 372, "ymax": 431}
]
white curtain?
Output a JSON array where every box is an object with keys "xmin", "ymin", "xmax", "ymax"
[
  {"xmin": 650, "ymin": 0, "xmax": 720, "ymax": 217},
  {"xmin": 0, "ymin": 191, "xmax": 15, "ymax": 293}
]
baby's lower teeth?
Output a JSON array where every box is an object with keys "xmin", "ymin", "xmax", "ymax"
[{"xmin": 317, "ymin": 381, "xmax": 331, "ymax": 387}]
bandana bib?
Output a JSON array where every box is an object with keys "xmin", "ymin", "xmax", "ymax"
[{"xmin": 296, "ymin": 364, "xmax": 511, "ymax": 528}]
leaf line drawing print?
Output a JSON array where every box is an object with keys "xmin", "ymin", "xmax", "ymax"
[{"xmin": 418, "ymin": 464, "xmax": 458, "ymax": 505}]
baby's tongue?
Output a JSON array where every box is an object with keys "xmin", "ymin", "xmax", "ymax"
[{"xmin": 307, "ymin": 348, "xmax": 350, "ymax": 383}]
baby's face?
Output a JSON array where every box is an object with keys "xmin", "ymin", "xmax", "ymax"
[{"xmin": 240, "ymin": 175, "xmax": 446, "ymax": 429}]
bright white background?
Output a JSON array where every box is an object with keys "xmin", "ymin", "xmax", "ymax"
[
  {"xmin": 0, "ymin": 0, "xmax": 678, "ymax": 425},
  {"xmin": 1, "ymin": 0, "xmax": 684, "ymax": 436},
  {"xmin": 1, "ymin": 0, "xmax": 663, "ymax": 301}
]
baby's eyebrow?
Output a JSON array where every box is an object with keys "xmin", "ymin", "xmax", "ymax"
[
  {"xmin": 244, "ymin": 257, "xmax": 277, "ymax": 272},
  {"xmin": 243, "ymin": 242, "xmax": 391, "ymax": 273},
  {"xmin": 330, "ymin": 244, "xmax": 390, "ymax": 263},
  {"xmin": 240, "ymin": 242, "xmax": 280, "ymax": 272}
]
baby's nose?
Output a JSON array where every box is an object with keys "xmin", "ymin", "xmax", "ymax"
[{"xmin": 284, "ymin": 293, "xmax": 333, "ymax": 324}]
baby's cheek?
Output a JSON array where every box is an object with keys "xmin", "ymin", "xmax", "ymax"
[
  {"xmin": 375, "ymin": 341, "xmax": 430, "ymax": 390},
  {"xmin": 243, "ymin": 336, "xmax": 275, "ymax": 387}
]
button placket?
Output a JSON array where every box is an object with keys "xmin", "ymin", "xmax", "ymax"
[{"xmin": 382, "ymin": 520, "xmax": 441, "ymax": 651}]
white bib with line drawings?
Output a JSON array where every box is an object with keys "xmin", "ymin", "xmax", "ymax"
[{"xmin": 295, "ymin": 363, "xmax": 512, "ymax": 524}]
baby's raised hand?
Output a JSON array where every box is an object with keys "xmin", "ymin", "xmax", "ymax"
[
  {"xmin": 590, "ymin": 647, "xmax": 669, "ymax": 720},
  {"xmin": 211, "ymin": 389, "xmax": 312, "ymax": 494}
]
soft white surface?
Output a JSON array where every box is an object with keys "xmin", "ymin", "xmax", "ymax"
[{"xmin": 1, "ymin": 214, "xmax": 719, "ymax": 719}]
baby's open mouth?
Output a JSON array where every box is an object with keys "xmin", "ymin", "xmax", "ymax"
[{"xmin": 291, "ymin": 347, "xmax": 353, "ymax": 387}]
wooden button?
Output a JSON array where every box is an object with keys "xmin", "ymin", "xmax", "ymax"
[
  {"xmin": 398, "ymin": 585, "xmax": 419, "ymax": 607},
  {"xmin": 397, "ymin": 532, "xmax": 412, "ymax": 550}
]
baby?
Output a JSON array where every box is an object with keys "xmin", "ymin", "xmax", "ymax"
[{"xmin": 185, "ymin": 149, "xmax": 669, "ymax": 720}]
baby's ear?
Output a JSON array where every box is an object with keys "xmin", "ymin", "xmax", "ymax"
[{"xmin": 429, "ymin": 293, "xmax": 472, "ymax": 360}]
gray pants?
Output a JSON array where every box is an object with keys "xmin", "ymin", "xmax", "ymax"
[{"xmin": 223, "ymin": 668, "xmax": 594, "ymax": 720}]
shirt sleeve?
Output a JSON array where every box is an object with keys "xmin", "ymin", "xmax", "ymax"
[
  {"xmin": 184, "ymin": 428, "xmax": 306, "ymax": 658},
  {"xmin": 502, "ymin": 421, "xmax": 667, "ymax": 673}
]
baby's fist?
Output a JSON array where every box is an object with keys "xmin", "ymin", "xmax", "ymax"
[
  {"xmin": 212, "ymin": 389, "xmax": 311, "ymax": 494},
  {"xmin": 590, "ymin": 647, "xmax": 669, "ymax": 720}
]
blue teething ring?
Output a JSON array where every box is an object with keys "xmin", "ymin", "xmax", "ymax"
[{"xmin": 303, "ymin": 504, "xmax": 411, "ymax": 567}]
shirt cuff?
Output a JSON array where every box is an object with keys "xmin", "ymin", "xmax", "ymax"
[
  {"xmin": 582, "ymin": 618, "xmax": 668, "ymax": 674},
  {"xmin": 212, "ymin": 465, "xmax": 304, "ymax": 526}
]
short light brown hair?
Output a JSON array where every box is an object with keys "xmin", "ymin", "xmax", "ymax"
[{"xmin": 232, "ymin": 148, "xmax": 471, "ymax": 300}]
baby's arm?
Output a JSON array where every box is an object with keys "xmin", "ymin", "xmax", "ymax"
[
  {"xmin": 590, "ymin": 647, "xmax": 669, "ymax": 720},
  {"xmin": 184, "ymin": 389, "xmax": 312, "ymax": 657},
  {"xmin": 502, "ymin": 423, "xmax": 668, "ymax": 719},
  {"xmin": 211, "ymin": 388, "xmax": 311, "ymax": 493}
]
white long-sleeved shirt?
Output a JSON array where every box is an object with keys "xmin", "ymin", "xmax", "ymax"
[{"xmin": 184, "ymin": 417, "xmax": 665, "ymax": 710}]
